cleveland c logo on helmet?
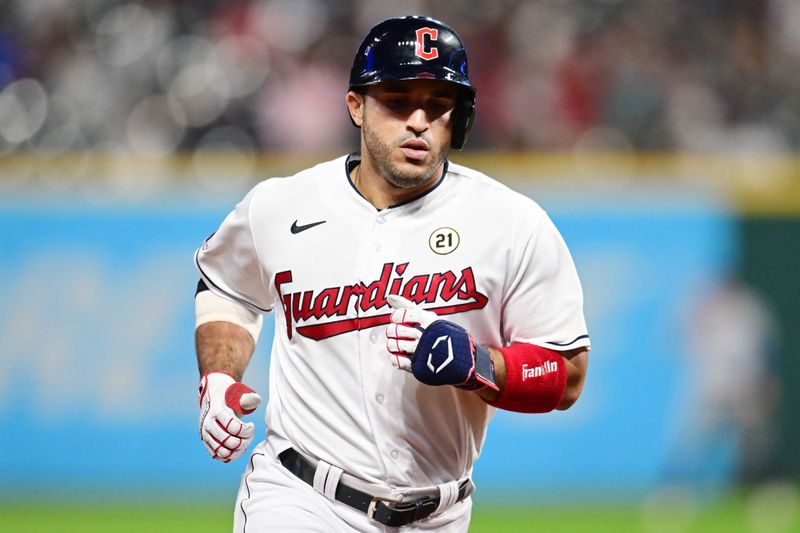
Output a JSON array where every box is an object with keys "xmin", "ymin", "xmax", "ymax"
[{"xmin": 415, "ymin": 28, "xmax": 439, "ymax": 60}]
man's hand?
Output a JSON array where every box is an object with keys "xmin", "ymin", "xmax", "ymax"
[
  {"xmin": 384, "ymin": 295, "xmax": 439, "ymax": 371},
  {"xmin": 385, "ymin": 295, "xmax": 498, "ymax": 391},
  {"xmin": 198, "ymin": 372, "xmax": 261, "ymax": 462}
]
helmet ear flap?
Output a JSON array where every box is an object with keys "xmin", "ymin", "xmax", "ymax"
[{"xmin": 451, "ymin": 94, "xmax": 475, "ymax": 150}]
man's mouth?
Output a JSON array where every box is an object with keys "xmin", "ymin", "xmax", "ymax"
[{"xmin": 400, "ymin": 139, "xmax": 430, "ymax": 161}]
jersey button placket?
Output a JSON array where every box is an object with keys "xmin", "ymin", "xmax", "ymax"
[
  {"xmin": 356, "ymin": 210, "xmax": 393, "ymax": 467},
  {"xmin": 371, "ymin": 212, "xmax": 388, "ymax": 253}
]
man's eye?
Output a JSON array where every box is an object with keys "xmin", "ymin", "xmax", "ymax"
[
  {"xmin": 432, "ymin": 100, "xmax": 454, "ymax": 111},
  {"xmin": 384, "ymin": 97, "xmax": 408, "ymax": 109},
  {"xmin": 429, "ymin": 100, "xmax": 455, "ymax": 114}
]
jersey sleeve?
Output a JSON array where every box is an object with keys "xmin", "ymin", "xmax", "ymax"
[
  {"xmin": 501, "ymin": 213, "xmax": 590, "ymax": 351},
  {"xmin": 194, "ymin": 186, "xmax": 273, "ymax": 314}
]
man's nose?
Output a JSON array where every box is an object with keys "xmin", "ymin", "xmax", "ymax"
[{"xmin": 406, "ymin": 107, "xmax": 429, "ymax": 133}]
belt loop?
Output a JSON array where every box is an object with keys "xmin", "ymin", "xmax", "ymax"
[
  {"xmin": 433, "ymin": 480, "xmax": 460, "ymax": 515},
  {"xmin": 312, "ymin": 459, "xmax": 343, "ymax": 501},
  {"xmin": 324, "ymin": 464, "xmax": 344, "ymax": 500},
  {"xmin": 312, "ymin": 460, "xmax": 331, "ymax": 494}
]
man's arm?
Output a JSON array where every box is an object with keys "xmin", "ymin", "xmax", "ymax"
[
  {"xmin": 385, "ymin": 295, "xmax": 589, "ymax": 412},
  {"xmin": 196, "ymin": 321, "xmax": 256, "ymax": 380},
  {"xmin": 478, "ymin": 347, "xmax": 588, "ymax": 410},
  {"xmin": 195, "ymin": 288, "xmax": 263, "ymax": 462}
]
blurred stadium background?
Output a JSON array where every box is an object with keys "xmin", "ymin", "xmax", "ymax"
[{"xmin": 1, "ymin": 0, "xmax": 799, "ymax": 531}]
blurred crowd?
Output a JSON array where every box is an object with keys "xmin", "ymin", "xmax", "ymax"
[{"xmin": 1, "ymin": 0, "xmax": 799, "ymax": 155}]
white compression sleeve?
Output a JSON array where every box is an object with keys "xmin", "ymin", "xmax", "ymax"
[{"xmin": 195, "ymin": 290, "xmax": 264, "ymax": 343}]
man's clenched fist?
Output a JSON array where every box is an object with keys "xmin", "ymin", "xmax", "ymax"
[
  {"xmin": 384, "ymin": 294, "xmax": 439, "ymax": 371},
  {"xmin": 385, "ymin": 295, "xmax": 498, "ymax": 391},
  {"xmin": 198, "ymin": 372, "xmax": 261, "ymax": 462}
]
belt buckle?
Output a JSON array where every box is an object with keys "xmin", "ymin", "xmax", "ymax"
[
  {"xmin": 368, "ymin": 495, "xmax": 433, "ymax": 526},
  {"xmin": 366, "ymin": 496, "xmax": 410, "ymax": 521},
  {"xmin": 366, "ymin": 497, "xmax": 388, "ymax": 521}
]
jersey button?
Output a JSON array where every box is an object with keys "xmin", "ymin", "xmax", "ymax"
[
  {"xmin": 372, "ymin": 242, "xmax": 381, "ymax": 252},
  {"xmin": 375, "ymin": 393, "xmax": 384, "ymax": 404},
  {"xmin": 376, "ymin": 215, "xmax": 386, "ymax": 224},
  {"xmin": 390, "ymin": 450, "xmax": 399, "ymax": 459},
  {"xmin": 369, "ymin": 329, "xmax": 379, "ymax": 343}
]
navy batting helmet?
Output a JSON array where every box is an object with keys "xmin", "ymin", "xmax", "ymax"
[{"xmin": 348, "ymin": 16, "xmax": 476, "ymax": 150}]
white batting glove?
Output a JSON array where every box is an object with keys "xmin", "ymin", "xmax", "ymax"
[
  {"xmin": 198, "ymin": 372, "xmax": 261, "ymax": 463},
  {"xmin": 385, "ymin": 295, "xmax": 439, "ymax": 372}
]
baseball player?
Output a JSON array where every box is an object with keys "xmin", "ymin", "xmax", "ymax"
[{"xmin": 194, "ymin": 16, "xmax": 590, "ymax": 532}]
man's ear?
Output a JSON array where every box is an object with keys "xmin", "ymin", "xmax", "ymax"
[{"xmin": 346, "ymin": 91, "xmax": 365, "ymax": 127}]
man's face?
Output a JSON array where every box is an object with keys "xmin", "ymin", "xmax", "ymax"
[{"xmin": 357, "ymin": 80, "xmax": 459, "ymax": 189}]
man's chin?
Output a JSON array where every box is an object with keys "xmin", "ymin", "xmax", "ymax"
[{"xmin": 387, "ymin": 165, "xmax": 438, "ymax": 189}]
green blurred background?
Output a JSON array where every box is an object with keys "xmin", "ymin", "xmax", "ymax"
[{"xmin": 2, "ymin": 1, "xmax": 800, "ymax": 532}]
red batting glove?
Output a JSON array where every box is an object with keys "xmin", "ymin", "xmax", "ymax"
[{"xmin": 198, "ymin": 372, "xmax": 261, "ymax": 462}]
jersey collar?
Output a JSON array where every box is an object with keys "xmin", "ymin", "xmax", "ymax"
[{"xmin": 344, "ymin": 153, "xmax": 449, "ymax": 210}]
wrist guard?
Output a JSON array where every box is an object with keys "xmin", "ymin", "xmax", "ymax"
[
  {"xmin": 412, "ymin": 320, "xmax": 499, "ymax": 392},
  {"xmin": 488, "ymin": 343, "xmax": 567, "ymax": 413}
]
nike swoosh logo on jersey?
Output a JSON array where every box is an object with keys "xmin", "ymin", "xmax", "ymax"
[{"xmin": 291, "ymin": 220, "xmax": 326, "ymax": 234}]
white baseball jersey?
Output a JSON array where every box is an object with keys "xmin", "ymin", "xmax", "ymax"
[{"xmin": 195, "ymin": 154, "xmax": 590, "ymax": 491}]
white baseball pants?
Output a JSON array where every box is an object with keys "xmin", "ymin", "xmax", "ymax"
[{"xmin": 233, "ymin": 442, "xmax": 472, "ymax": 532}]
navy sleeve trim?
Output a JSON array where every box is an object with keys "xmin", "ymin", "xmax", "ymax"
[
  {"xmin": 196, "ymin": 279, "xmax": 210, "ymax": 295},
  {"xmin": 546, "ymin": 334, "xmax": 590, "ymax": 347},
  {"xmin": 194, "ymin": 251, "xmax": 273, "ymax": 313}
]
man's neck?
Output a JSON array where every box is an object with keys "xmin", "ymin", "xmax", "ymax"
[{"xmin": 352, "ymin": 157, "xmax": 444, "ymax": 210}]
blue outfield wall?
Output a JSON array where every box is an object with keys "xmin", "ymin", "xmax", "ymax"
[{"xmin": 0, "ymin": 190, "xmax": 735, "ymax": 501}]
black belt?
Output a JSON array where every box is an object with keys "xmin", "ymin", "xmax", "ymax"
[{"xmin": 278, "ymin": 448, "xmax": 472, "ymax": 527}]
